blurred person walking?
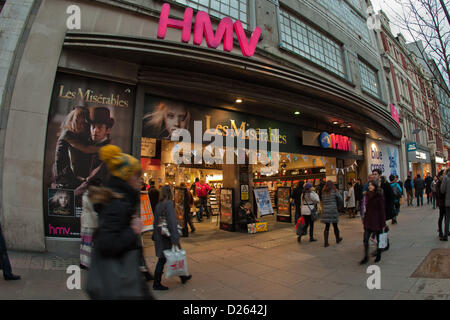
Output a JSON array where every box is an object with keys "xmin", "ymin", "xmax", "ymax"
[
  {"xmin": 439, "ymin": 168, "xmax": 450, "ymax": 242},
  {"xmin": 0, "ymin": 223, "xmax": 20, "ymax": 281},
  {"xmin": 431, "ymin": 176, "xmax": 438, "ymax": 210},
  {"xmin": 321, "ymin": 181, "xmax": 344, "ymax": 247},
  {"xmin": 86, "ymin": 145, "xmax": 153, "ymax": 299},
  {"xmin": 425, "ymin": 173, "xmax": 433, "ymax": 205},
  {"xmin": 404, "ymin": 175, "xmax": 413, "ymax": 206},
  {"xmin": 345, "ymin": 181, "xmax": 356, "ymax": 218},
  {"xmin": 292, "ymin": 181, "xmax": 304, "ymax": 224},
  {"xmin": 180, "ymin": 182, "xmax": 195, "ymax": 236},
  {"xmin": 389, "ymin": 175, "xmax": 402, "ymax": 224},
  {"xmin": 414, "ymin": 174, "xmax": 425, "ymax": 207}
]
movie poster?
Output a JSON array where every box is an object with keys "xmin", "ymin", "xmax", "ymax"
[
  {"xmin": 254, "ymin": 187, "xmax": 274, "ymax": 217},
  {"xmin": 43, "ymin": 72, "xmax": 135, "ymax": 238}
]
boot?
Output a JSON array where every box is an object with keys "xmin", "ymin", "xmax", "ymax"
[
  {"xmin": 143, "ymin": 271, "xmax": 154, "ymax": 282},
  {"xmin": 334, "ymin": 229, "xmax": 343, "ymax": 244},
  {"xmin": 359, "ymin": 243, "xmax": 369, "ymax": 265},
  {"xmin": 297, "ymin": 235, "xmax": 302, "ymax": 243},
  {"xmin": 152, "ymin": 272, "xmax": 168, "ymax": 290},
  {"xmin": 374, "ymin": 249, "xmax": 382, "ymax": 263},
  {"xmin": 180, "ymin": 275, "xmax": 192, "ymax": 284},
  {"xmin": 324, "ymin": 230, "xmax": 329, "ymax": 247}
]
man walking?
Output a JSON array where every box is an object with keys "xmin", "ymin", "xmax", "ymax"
[
  {"xmin": 439, "ymin": 169, "xmax": 450, "ymax": 241},
  {"xmin": 0, "ymin": 223, "xmax": 21, "ymax": 281},
  {"xmin": 404, "ymin": 175, "xmax": 413, "ymax": 206},
  {"xmin": 414, "ymin": 174, "xmax": 425, "ymax": 207},
  {"xmin": 424, "ymin": 173, "xmax": 433, "ymax": 205}
]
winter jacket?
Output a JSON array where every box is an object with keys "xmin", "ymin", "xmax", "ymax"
[
  {"xmin": 381, "ymin": 181, "xmax": 395, "ymax": 221},
  {"xmin": 93, "ymin": 176, "xmax": 140, "ymax": 258},
  {"xmin": 354, "ymin": 183, "xmax": 363, "ymax": 201},
  {"xmin": 440, "ymin": 172, "xmax": 450, "ymax": 207},
  {"xmin": 404, "ymin": 178, "xmax": 413, "ymax": 191},
  {"xmin": 364, "ymin": 191, "xmax": 386, "ymax": 232},
  {"xmin": 321, "ymin": 190, "xmax": 343, "ymax": 224},
  {"xmin": 425, "ymin": 176, "xmax": 433, "ymax": 193},
  {"xmin": 300, "ymin": 191, "xmax": 320, "ymax": 215},
  {"xmin": 436, "ymin": 178, "xmax": 446, "ymax": 209},
  {"xmin": 81, "ymin": 191, "xmax": 98, "ymax": 229},
  {"xmin": 346, "ymin": 187, "xmax": 356, "ymax": 208},
  {"xmin": 153, "ymin": 200, "xmax": 181, "ymax": 258},
  {"xmin": 148, "ymin": 187, "xmax": 160, "ymax": 211},
  {"xmin": 414, "ymin": 178, "xmax": 425, "ymax": 193}
]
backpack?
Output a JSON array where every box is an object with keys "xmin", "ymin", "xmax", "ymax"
[{"xmin": 391, "ymin": 183, "xmax": 401, "ymax": 200}]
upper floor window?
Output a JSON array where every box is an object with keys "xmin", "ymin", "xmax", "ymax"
[
  {"xmin": 359, "ymin": 60, "xmax": 380, "ymax": 97},
  {"xmin": 173, "ymin": 0, "xmax": 249, "ymax": 28},
  {"xmin": 316, "ymin": 0, "xmax": 371, "ymax": 46},
  {"xmin": 279, "ymin": 9, "xmax": 345, "ymax": 78}
]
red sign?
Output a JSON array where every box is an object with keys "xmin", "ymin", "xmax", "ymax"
[
  {"xmin": 330, "ymin": 133, "xmax": 351, "ymax": 151},
  {"xmin": 157, "ymin": 3, "xmax": 262, "ymax": 57}
]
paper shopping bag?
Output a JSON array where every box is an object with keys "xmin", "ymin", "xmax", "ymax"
[
  {"xmin": 255, "ymin": 222, "xmax": 268, "ymax": 232},
  {"xmin": 378, "ymin": 232, "xmax": 388, "ymax": 249},
  {"xmin": 247, "ymin": 223, "xmax": 256, "ymax": 234}
]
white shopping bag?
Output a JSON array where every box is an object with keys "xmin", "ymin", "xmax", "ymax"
[
  {"xmin": 163, "ymin": 245, "xmax": 189, "ymax": 279},
  {"xmin": 378, "ymin": 232, "xmax": 388, "ymax": 249}
]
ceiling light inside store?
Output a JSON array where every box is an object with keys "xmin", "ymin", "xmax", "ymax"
[
  {"xmin": 294, "ymin": 111, "xmax": 300, "ymax": 115},
  {"xmin": 366, "ymin": 132, "xmax": 370, "ymax": 135},
  {"xmin": 235, "ymin": 98, "xmax": 243, "ymax": 103},
  {"xmin": 333, "ymin": 121, "xmax": 339, "ymax": 125},
  {"xmin": 347, "ymin": 125, "xmax": 351, "ymax": 128}
]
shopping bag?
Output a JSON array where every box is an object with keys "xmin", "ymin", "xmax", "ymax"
[
  {"xmin": 163, "ymin": 245, "xmax": 189, "ymax": 279},
  {"xmin": 296, "ymin": 216, "xmax": 305, "ymax": 235},
  {"xmin": 255, "ymin": 222, "xmax": 268, "ymax": 232},
  {"xmin": 247, "ymin": 223, "xmax": 256, "ymax": 234},
  {"xmin": 378, "ymin": 232, "xmax": 388, "ymax": 249}
]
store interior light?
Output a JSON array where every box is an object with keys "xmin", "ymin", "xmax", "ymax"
[
  {"xmin": 294, "ymin": 111, "xmax": 301, "ymax": 115},
  {"xmin": 347, "ymin": 125, "xmax": 352, "ymax": 128},
  {"xmin": 235, "ymin": 98, "xmax": 243, "ymax": 103},
  {"xmin": 333, "ymin": 121, "xmax": 339, "ymax": 125},
  {"xmin": 366, "ymin": 132, "xmax": 370, "ymax": 135}
]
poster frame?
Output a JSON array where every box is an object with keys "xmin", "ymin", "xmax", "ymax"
[
  {"xmin": 253, "ymin": 186, "xmax": 274, "ymax": 217},
  {"xmin": 219, "ymin": 188, "xmax": 235, "ymax": 232},
  {"xmin": 276, "ymin": 186, "xmax": 292, "ymax": 223}
]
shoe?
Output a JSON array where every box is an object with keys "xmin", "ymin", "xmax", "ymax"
[
  {"xmin": 309, "ymin": 238, "xmax": 317, "ymax": 242},
  {"xmin": 191, "ymin": 229, "xmax": 196, "ymax": 233},
  {"xmin": 79, "ymin": 264, "xmax": 89, "ymax": 270},
  {"xmin": 4, "ymin": 274, "xmax": 21, "ymax": 281},
  {"xmin": 374, "ymin": 250, "xmax": 382, "ymax": 263},
  {"xmin": 359, "ymin": 256, "xmax": 369, "ymax": 265},
  {"xmin": 297, "ymin": 236, "xmax": 302, "ymax": 243},
  {"xmin": 441, "ymin": 238, "xmax": 448, "ymax": 242},
  {"xmin": 153, "ymin": 284, "xmax": 169, "ymax": 290},
  {"xmin": 180, "ymin": 275, "xmax": 192, "ymax": 284},
  {"xmin": 336, "ymin": 237, "xmax": 343, "ymax": 244}
]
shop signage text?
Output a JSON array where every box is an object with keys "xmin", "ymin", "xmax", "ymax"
[
  {"xmin": 157, "ymin": 3, "xmax": 262, "ymax": 57},
  {"xmin": 436, "ymin": 156, "xmax": 444, "ymax": 163},
  {"xmin": 58, "ymin": 85, "xmax": 129, "ymax": 107},
  {"xmin": 407, "ymin": 142, "xmax": 417, "ymax": 152},
  {"xmin": 319, "ymin": 132, "xmax": 351, "ymax": 151},
  {"xmin": 416, "ymin": 151, "xmax": 427, "ymax": 160}
]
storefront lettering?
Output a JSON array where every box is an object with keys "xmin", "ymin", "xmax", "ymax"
[
  {"xmin": 58, "ymin": 85, "xmax": 129, "ymax": 107},
  {"xmin": 319, "ymin": 132, "xmax": 351, "ymax": 151},
  {"xmin": 214, "ymin": 119, "xmax": 287, "ymax": 144},
  {"xmin": 157, "ymin": 3, "xmax": 262, "ymax": 57}
]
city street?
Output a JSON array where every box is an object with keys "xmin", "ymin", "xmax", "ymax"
[{"xmin": 1, "ymin": 204, "xmax": 449, "ymax": 300}]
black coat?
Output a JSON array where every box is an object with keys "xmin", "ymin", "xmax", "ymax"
[
  {"xmin": 364, "ymin": 191, "xmax": 386, "ymax": 232},
  {"xmin": 93, "ymin": 176, "xmax": 140, "ymax": 258},
  {"xmin": 381, "ymin": 181, "xmax": 395, "ymax": 221},
  {"xmin": 153, "ymin": 200, "xmax": 181, "ymax": 258},
  {"xmin": 148, "ymin": 187, "xmax": 160, "ymax": 212},
  {"xmin": 424, "ymin": 176, "xmax": 433, "ymax": 193}
]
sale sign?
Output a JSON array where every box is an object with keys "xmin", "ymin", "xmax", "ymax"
[{"xmin": 140, "ymin": 192, "xmax": 154, "ymax": 232}]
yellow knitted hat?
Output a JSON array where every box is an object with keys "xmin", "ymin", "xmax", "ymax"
[{"xmin": 99, "ymin": 145, "xmax": 141, "ymax": 181}]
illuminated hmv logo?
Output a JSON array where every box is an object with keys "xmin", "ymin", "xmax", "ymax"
[
  {"xmin": 157, "ymin": 3, "xmax": 262, "ymax": 57},
  {"xmin": 319, "ymin": 132, "xmax": 351, "ymax": 152}
]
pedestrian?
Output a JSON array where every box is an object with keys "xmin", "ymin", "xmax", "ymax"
[
  {"xmin": 195, "ymin": 179, "xmax": 212, "ymax": 221},
  {"xmin": 292, "ymin": 181, "xmax": 304, "ymax": 224},
  {"xmin": 86, "ymin": 145, "xmax": 152, "ymax": 299},
  {"xmin": 180, "ymin": 182, "xmax": 195, "ymax": 236},
  {"xmin": 320, "ymin": 180, "xmax": 344, "ymax": 247},
  {"xmin": 153, "ymin": 185, "xmax": 192, "ymax": 290},
  {"xmin": 0, "ymin": 223, "xmax": 20, "ymax": 281},
  {"xmin": 414, "ymin": 174, "xmax": 425, "ymax": 206},
  {"xmin": 436, "ymin": 170, "xmax": 447, "ymax": 240},
  {"xmin": 298, "ymin": 183, "xmax": 320, "ymax": 243},
  {"xmin": 80, "ymin": 178, "xmax": 102, "ymax": 270},
  {"xmin": 360, "ymin": 181, "xmax": 386, "ymax": 264},
  {"xmin": 404, "ymin": 175, "xmax": 413, "ymax": 206},
  {"xmin": 148, "ymin": 180, "xmax": 159, "ymax": 212},
  {"xmin": 345, "ymin": 181, "xmax": 356, "ymax": 218},
  {"xmin": 425, "ymin": 173, "xmax": 433, "ymax": 205},
  {"xmin": 380, "ymin": 176, "xmax": 394, "ymax": 223},
  {"xmin": 439, "ymin": 168, "xmax": 450, "ymax": 242},
  {"xmin": 354, "ymin": 178, "xmax": 363, "ymax": 216},
  {"xmin": 431, "ymin": 176, "xmax": 438, "ymax": 210},
  {"xmin": 389, "ymin": 174, "xmax": 402, "ymax": 224}
]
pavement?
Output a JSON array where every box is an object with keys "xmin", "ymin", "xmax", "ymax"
[{"xmin": 1, "ymin": 203, "xmax": 450, "ymax": 300}]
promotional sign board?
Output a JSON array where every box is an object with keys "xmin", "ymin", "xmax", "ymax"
[
  {"xmin": 366, "ymin": 138, "xmax": 401, "ymax": 179},
  {"xmin": 253, "ymin": 187, "xmax": 274, "ymax": 217},
  {"xmin": 219, "ymin": 188, "xmax": 235, "ymax": 231},
  {"xmin": 140, "ymin": 192, "xmax": 154, "ymax": 233},
  {"xmin": 43, "ymin": 73, "xmax": 135, "ymax": 238},
  {"xmin": 276, "ymin": 187, "xmax": 291, "ymax": 223},
  {"xmin": 407, "ymin": 142, "xmax": 417, "ymax": 152}
]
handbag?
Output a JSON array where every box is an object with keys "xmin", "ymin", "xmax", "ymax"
[
  {"xmin": 378, "ymin": 232, "xmax": 388, "ymax": 249},
  {"xmin": 163, "ymin": 245, "xmax": 189, "ymax": 279},
  {"xmin": 296, "ymin": 216, "xmax": 305, "ymax": 235},
  {"xmin": 248, "ymin": 223, "xmax": 256, "ymax": 234},
  {"xmin": 86, "ymin": 248, "xmax": 149, "ymax": 299}
]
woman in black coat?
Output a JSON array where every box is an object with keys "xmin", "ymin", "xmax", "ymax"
[
  {"xmin": 360, "ymin": 181, "xmax": 386, "ymax": 265},
  {"xmin": 153, "ymin": 186, "xmax": 192, "ymax": 290},
  {"xmin": 87, "ymin": 145, "xmax": 152, "ymax": 300},
  {"xmin": 381, "ymin": 176, "xmax": 395, "ymax": 222}
]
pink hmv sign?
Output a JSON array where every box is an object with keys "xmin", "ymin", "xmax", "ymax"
[{"xmin": 157, "ymin": 3, "xmax": 262, "ymax": 57}]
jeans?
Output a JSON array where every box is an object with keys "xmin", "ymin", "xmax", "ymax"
[
  {"xmin": 0, "ymin": 224, "xmax": 13, "ymax": 278},
  {"xmin": 406, "ymin": 190, "xmax": 413, "ymax": 206},
  {"xmin": 155, "ymin": 257, "xmax": 167, "ymax": 275},
  {"xmin": 302, "ymin": 215, "xmax": 314, "ymax": 239},
  {"xmin": 183, "ymin": 210, "xmax": 195, "ymax": 234},
  {"xmin": 416, "ymin": 191, "xmax": 424, "ymax": 206},
  {"xmin": 427, "ymin": 192, "xmax": 432, "ymax": 204},
  {"xmin": 432, "ymin": 193, "xmax": 437, "ymax": 209},
  {"xmin": 198, "ymin": 197, "xmax": 209, "ymax": 220}
]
